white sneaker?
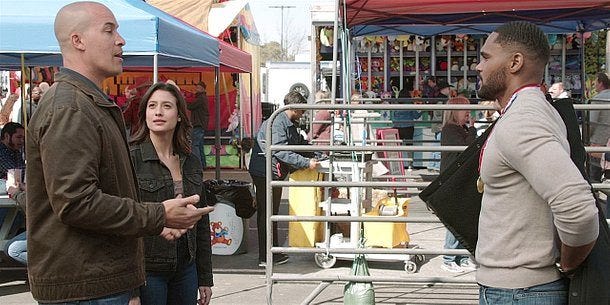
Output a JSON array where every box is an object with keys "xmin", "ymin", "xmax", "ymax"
[
  {"xmin": 459, "ymin": 258, "xmax": 477, "ymax": 271},
  {"xmin": 441, "ymin": 262, "xmax": 464, "ymax": 273}
]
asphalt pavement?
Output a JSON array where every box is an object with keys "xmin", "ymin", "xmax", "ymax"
[{"xmin": 0, "ymin": 169, "xmax": 479, "ymax": 304}]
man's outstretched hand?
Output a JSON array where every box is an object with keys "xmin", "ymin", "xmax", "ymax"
[{"xmin": 162, "ymin": 195, "xmax": 214, "ymax": 229}]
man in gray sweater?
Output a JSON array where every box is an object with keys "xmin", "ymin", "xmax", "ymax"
[{"xmin": 475, "ymin": 21, "xmax": 599, "ymax": 304}]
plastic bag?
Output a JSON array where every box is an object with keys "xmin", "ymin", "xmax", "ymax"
[
  {"xmin": 204, "ymin": 180, "xmax": 256, "ymax": 218},
  {"xmin": 343, "ymin": 253, "xmax": 375, "ymax": 305}
]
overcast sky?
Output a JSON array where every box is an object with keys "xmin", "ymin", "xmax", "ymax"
[{"xmin": 249, "ymin": 0, "xmax": 320, "ymax": 45}]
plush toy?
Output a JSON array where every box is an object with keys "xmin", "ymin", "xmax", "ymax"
[
  {"xmin": 440, "ymin": 35, "xmax": 451, "ymax": 51},
  {"xmin": 404, "ymin": 58, "xmax": 416, "ymax": 72},
  {"xmin": 453, "ymin": 35, "xmax": 465, "ymax": 52},
  {"xmin": 364, "ymin": 90, "xmax": 377, "ymax": 99},
  {"xmin": 414, "ymin": 36, "xmax": 425, "ymax": 52},
  {"xmin": 422, "ymin": 38, "xmax": 431, "ymax": 52},
  {"xmin": 420, "ymin": 57, "xmax": 431, "ymax": 72},
  {"xmin": 548, "ymin": 56, "xmax": 561, "ymax": 71},
  {"xmin": 469, "ymin": 58, "xmax": 478, "ymax": 70},
  {"xmin": 390, "ymin": 58, "xmax": 400, "ymax": 72},
  {"xmin": 439, "ymin": 60, "xmax": 448, "ymax": 71},
  {"xmin": 460, "ymin": 62, "xmax": 468, "ymax": 71},
  {"xmin": 572, "ymin": 74, "xmax": 582, "ymax": 91},
  {"xmin": 210, "ymin": 221, "xmax": 232, "ymax": 246},
  {"xmin": 466, "ymin": 35, "xmax": 477, "ymax": 51},
  {"xmin": 565, "ymin": 34, "xmax": 574, "ymax": 50},
  {"xmin": 451, "ymin": 60, "xmax": 459, "ymax": 71},
  {"xmin": 359, "ymin": 58, "xmax": 368, "ymax": 72},
  {"xmin": 380, "ymin": 91, "xmax": 392, "ymax": 99}
]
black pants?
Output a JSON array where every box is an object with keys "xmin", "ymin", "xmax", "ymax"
[
  {"xmin": 251, "ymin": 175, "xmax": 283, "ymax": 262},
  {"xmin": 396, "ymin": 126, "xmax": 415, "ymax": 145}
]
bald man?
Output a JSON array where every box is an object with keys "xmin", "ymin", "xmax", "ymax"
[{"xmin": 26, "ymin": 2, "xmax": 213, "ymax": 304}]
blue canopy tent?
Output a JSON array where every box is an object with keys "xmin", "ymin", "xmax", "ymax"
[{"xmin": 0, "ymin": 0, "xmax": 220, "ymax": 69}]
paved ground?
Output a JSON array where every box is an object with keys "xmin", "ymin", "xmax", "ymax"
[{"xmin": 0, "ymin": 169, "xmax": 479, "ymax": 304}]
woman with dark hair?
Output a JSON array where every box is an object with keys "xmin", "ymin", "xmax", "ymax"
[{"xmin": 130, "ymin": 82, "xmax": 213, "ymax": 305}]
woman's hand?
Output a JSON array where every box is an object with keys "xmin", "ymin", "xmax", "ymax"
[{"xmin": 198, "ymin": 286, "xmax": 212, "ymax": 305}]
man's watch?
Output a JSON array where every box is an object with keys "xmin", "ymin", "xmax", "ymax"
[{"xmin": 555, "ymin": 261, "xmax": 578, "ymax": 278}]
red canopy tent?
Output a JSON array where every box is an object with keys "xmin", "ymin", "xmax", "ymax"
[{"xmin": 342, "ymin": 0, "xmax": 610, "ymax": 36}]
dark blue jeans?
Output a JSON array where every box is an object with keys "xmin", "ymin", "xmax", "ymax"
[
  {"xmin": 38, "ymin": 291, "xmax": 131, "ymax": 305},
  {"xmin": 140, "ymin": 261, "xmax": 198, "ymax": 305},
  {"xmin": 479, "ymin": 278, "xmax": 568, "ymax": 305},
  {"xmin": 191, "ymin": 127, "xmax": 206, "ymax": 169}
]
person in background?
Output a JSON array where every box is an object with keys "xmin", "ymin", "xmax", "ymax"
[
  {"xmin": 475, "ymin": 21, "xmax": 598, "ymax": 304},
  {"xmin": 0, "ymin": 122, "xmax": 26, "ymax": 252},
  {"xmin": 26, "ymin": 3, "xmax": 212, "ymax": 303},
  {"xmin": 588, "ymin": 72, "xmax": 610, "ymax": 183},
  {"xmin": 5, "ymin": 182, "xmax": 26, "ymax": 265},
  {"xmin": 310, "ymin": 90, "xmax": 332, "ymax": 145},
  {"xmin": 548, "ymin": 82, "xmax": 570, "ymax": 99},
  {"xmin": 38, "ymin": 82, "xmax": 50, "ymax": 96},
  {"xmin": 123, "ymin": 84, "xmax": 142, "ymax": 137},
  {"xmin": 439, "ymin": 97, "xmax": 477, "ymax": 273},
  {"xmin": 249, "ymin": 91, "xmax": 319, "ymax": 267},
  {"xmin": 392, "ymin": 84, "xmax": 422, "ymax": 147},
  {"xmin": 130, "ymin": 82, "xmax": 213, "ymax": 305},
  {"xmin": 473, "ymin": 100, "xmax": 500, "ymax": 137},
  {"xmin": 188, "ymin": 81, "xmax": 210, "ymax": 169},
  {"xmin": 0, "ymin": 122, "xmax": 25, "ymax": 180}
]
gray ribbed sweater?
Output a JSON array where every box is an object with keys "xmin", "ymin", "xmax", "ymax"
[{"xmin": 476, "ymin": 88, "xmax": 599, "ymax": 288}]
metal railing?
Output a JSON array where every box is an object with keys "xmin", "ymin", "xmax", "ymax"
[{"xmin": 262, "ymin": 100, "xmax": 610, "ymax": 305}]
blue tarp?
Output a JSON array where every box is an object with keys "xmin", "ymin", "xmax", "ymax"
[{"xmin": 0, "ymin": 0, "xmax": 220, "ymax": 68}]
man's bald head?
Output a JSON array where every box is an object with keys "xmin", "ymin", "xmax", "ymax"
[{"xmin": 54, "ymin": 2, "xmax": 107, "ymax": 52}]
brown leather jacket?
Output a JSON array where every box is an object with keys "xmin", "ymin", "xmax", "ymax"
[{"xmin": 26, "ymin": 69, "xmax": 166, "ymax": 302}]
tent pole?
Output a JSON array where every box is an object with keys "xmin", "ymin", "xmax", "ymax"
[
  {"xmin": 215, "ymin": 67, "xmax": 221, "ymax": 179},
  {"xmin": 330, "ymin": 0, "xmax": 340, "ymax": 104},
  {"xmin": 153, "ymin": 53, "xmax": 158, "ymax": 83},
  {"xmin": 250, "ymin": 73, "xmax": 254, "ymax": 138},
  {"xmin": 20, "ymin": 54, "xmax": 26, "ymax": 125}
]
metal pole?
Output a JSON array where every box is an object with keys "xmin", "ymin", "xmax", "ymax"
[
  {"xmin": 153, "ymin": 53, "xmax": 158, "ymax": 83},
  {"xmin": 214, "ymin": 67, "xmax": 221, "ymax": 179},
  {"xmin": 250, "ymin": 74, "xmax": 254, "ymax": 138},
  {"xmin": 330, "ymin": 0, "xmax": 340, "ymax": 104},
  {"xmin": 269, "ymin": 5, "xmax": 295, "ymax": 60}
]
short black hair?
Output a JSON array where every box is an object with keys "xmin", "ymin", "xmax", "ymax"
[
  {"xmin": 284, "ymin": 91, "xmax": 307, "ymax": 105},
  {"xmin": 597, "ymin": 72, "xmax": 610, "ymax": 90},
  {"xmin": 1, "ymin": 122, "xmax": 24, "ymax": 140},
  {"xmin": 494, "ymin": 21, "xmax": 550, "ymax": 66}
]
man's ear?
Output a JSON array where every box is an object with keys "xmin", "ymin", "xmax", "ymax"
[
  {"xmin": 71, "ymin": 33, "xmax": 86, "ymax": 51},
  {"xmin": 509, "ymin": 52, "xmax": 524, "ymax": 73}
]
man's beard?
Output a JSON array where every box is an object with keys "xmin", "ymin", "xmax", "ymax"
[{"xmin": 478, "ymin": 67, "xmax": 508, "ymax": 101}]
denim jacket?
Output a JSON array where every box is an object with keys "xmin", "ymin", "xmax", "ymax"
[
  {"xmin": 248, "ymin": 111, "xmax": 311, "ymax": 178},
  {"xmin": 130, "ymin": 140, "xmax": 213, "ymax": 287}
]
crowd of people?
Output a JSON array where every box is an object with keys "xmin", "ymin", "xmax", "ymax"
[{"xmin": 0, "ymin": 2, "xmax": 609, "ymax": 305}]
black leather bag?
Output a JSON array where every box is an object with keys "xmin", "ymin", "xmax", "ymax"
[
  {"xmin": 553, "ymin": 99, "xmax": 610, "ymax": 305},
  {"xmin": 419, "ymin": 98, "xmax": 610, "ymax": 303},
  {"xmin": 418, "ymin": 121, "xmax": 496, "ymax": 254}
]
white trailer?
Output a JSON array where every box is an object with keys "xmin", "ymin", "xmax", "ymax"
[{"xmin": 261, "ymin": 61, "xmax": 312, "ymax": 106}]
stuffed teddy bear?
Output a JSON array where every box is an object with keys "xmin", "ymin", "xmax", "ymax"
[
  {"xmin": 453, "ymin": 35, "xmax": 465, "ymax": 52},
  {"xmin": 466, "ymin": 35, "xmax": 477, "ymax": 51},
  {"xmin": 572, "ymin": 74, "xmax": 582, "ymax": 91},
  {"xmin": 451, "ymin": 60, "xmax": 459, "ymax": 71},
  {"xmin": 414, "ymin": 36, "xmax": 425, "ymax": 52},
  {"xmin": 469, "ymin": 58, "xmax": 478, "ymax": 71}
]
